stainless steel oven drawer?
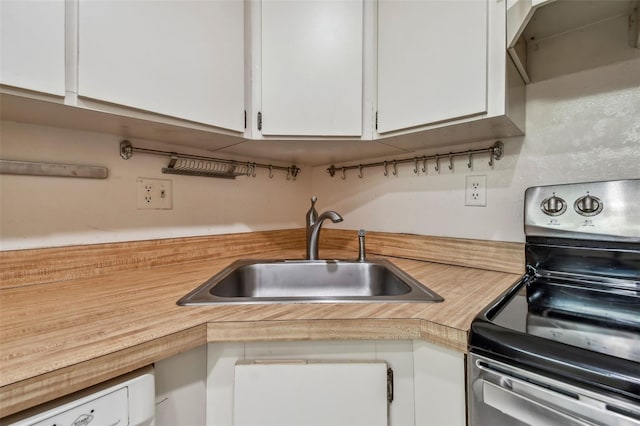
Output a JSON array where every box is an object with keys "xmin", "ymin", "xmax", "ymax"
[{"xmin": 468, "ymin": 353, "xmax": 640, "ymax": 426}]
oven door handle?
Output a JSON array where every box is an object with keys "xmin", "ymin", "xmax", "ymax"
[
  {"xmin": 478, "ymin": 371, "xmax": 640, "ymax": 426},
  {"xmin": 481, "ymin": 380, "xmax": 594, "ymax": 426},
  {"xmin": 475, "ymin": 359, "xmax": 640, "ymax": 425}
]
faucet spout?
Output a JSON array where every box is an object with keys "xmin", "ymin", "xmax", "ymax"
[{"xmin": 307, "ymin": 210, "xmax": 343, "ymax": 260}]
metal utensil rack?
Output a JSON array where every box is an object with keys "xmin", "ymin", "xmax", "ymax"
[
  {"xmin": 326, "ymin": 141, "xmax": 504, "ymax": 180},
  {"xmin": 120, "ymin": 140, "xmax": 301, "ymax": 180}
]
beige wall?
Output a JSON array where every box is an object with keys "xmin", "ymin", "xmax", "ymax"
[
  {"xmin": 0, "ymin": 122, "xmax": 309, "ymax": 250},
  {"xmin": 2, "ymin": 58, "xmax": 638, "ymax": 249},
  {"xmin": 310, "ymin": 58, "xmax": 640, "ymax": 243}
]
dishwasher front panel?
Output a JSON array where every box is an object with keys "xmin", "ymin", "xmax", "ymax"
[{"xmin": 2, "ymin": 366, "xmax": 154, "ymax": 426}]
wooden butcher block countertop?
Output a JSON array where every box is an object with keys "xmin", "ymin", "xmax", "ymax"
[{"xmin": 0, "ymin": 229, "xmax": 524, "ymax": 416}]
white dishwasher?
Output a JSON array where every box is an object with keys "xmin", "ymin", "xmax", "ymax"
[{"xmin": 2, "ymin": 366, "xmax": 155, "ymax": 426}]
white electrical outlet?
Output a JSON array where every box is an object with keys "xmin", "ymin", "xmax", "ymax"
[
  {"xmin": 465, "ymin": 175, "xmax": 487, "ymax": 207},
  {"xmin": 137, "ymin": 178, "xmax": 172, "ymax": 209}
]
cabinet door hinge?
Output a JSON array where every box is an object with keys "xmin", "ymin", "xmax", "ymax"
[
  {"xmin": 257, "ymin": 111, "xmax": 263, "ymax": 131},
  {"xmin": 244, "ymin": 110, "xmax": 247, "ymax": 130},
  {"xmin": 387, "ymin": 367, "xmax": 394, "ymax": 403},
  {"xmin": 375, "ymin": 111, "xmax": 379, "ymax": 131}
]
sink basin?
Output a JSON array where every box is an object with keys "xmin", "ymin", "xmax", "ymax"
[{"xmin": 177, "ymin": 259, "xmax": 444, "ymax": 305}]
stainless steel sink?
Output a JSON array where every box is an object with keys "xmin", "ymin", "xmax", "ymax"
[{"xmin": 177, "ymin": 258, "xmax": 444, "ymax": 305}]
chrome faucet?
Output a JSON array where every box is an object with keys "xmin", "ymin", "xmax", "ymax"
[{"xmin": 306, "ymin": 197, "xmax": 343, "ymax": 260}]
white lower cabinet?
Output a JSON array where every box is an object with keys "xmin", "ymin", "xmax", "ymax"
[
  {"xmin": 154, "ymin": 340, "xmax": 465, "ymax": 426},
  {"xmin": 209, "ymin": 340, "xmax": 463, "ymax": 426},
  {"xmin": 155, "ymin": 345, "xmax": 207, "ymax": 426},
  {"xmin": 413, "ymin": 341, "xmax": 467, "ymax": 426}
]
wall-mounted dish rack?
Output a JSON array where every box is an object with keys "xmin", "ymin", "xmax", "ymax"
[
  {"xmin": 326, "ymin": 141, "xmax": 504, "ymax": 180},
  {"xmin": 120, "ymin": 140, "xmax": 301, "ymax": 180}
]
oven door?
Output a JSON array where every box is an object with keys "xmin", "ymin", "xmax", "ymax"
[{"xmin": 468, "ymin": 353, "xmax": 640, "ymax": 426}]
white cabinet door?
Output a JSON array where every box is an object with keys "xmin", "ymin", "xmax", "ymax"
[
  {"xmin": 206, "ymin": 340, "xmax": 466, "ymax": 426},
  {"xmin": 260, "ymin": 0, "xmax": 363, "ymax": 136},
  {"xmin": 377, "ymin": 0, "xmax": 488, "ymax": 133},
  {"xmin": 78, "ymin": 0, "xmax": 244, "ymax": 132},
  {"xmin": 234, "ymin": 360, "xmax": 388, "ymax": 426},
  {"xmin": 0, "ymin": 0, "xmax": 65, "ymax": 96},
  {"xmin": 414, "ymin": 340, "xmax": 466, "ymax": 426}
]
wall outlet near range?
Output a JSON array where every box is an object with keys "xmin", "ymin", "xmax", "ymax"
[
  {"xmin": 465, "ymin": 175, "xmax": 487, "ymax": 207},
  {"xmin": 137, "ymin": 178, "xmax": 172, "ymax": 209}
]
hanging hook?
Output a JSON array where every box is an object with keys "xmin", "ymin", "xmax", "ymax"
[
  {"xmin": 435, "ymin": 155, "xmax": 440, "ymax": 172},
  {"xmin": 392, "ymin": 160, "xmax": 398, "ymax": 176},
  {"xmin": 448, "ymin": 153, "xmax": 454, "ymax": 171},
  {"xmin": 489, "ymin": 152, "xmax": 495, "ymax": 167},
  {"xmin": 491, "ymin": 141, "xmax": 504, "ymax": 165},
  {"xmin": 286, "ymin": 167, "xmax": 292, "ymax": 181},
  {"xmin": 341, "ymin": 167, "xmax": 347, "ymax": 180},
  {"xmin": 384, "ymin": 161, "xmax": 389, "ymax": 176},
  {"xmin": 413, "ymin": 158, "xmax": 419, "ymax": 175},
  {"xmin": 422, "ymin": 157, "xmax": 427, "ymax": 174},
  {"xmin": 120, "ymin": 140, "xmax": 133, "ymax": 160},
  {"xmin": 268, "ymin": 165, "xmax": 274, "ymax": 179},
  {"xmin": 467, "ymin": 151, "xmax": 472, "ymax": 169},
  {"xmin": 358, "ymin": 164, "xmax": 363, "ymax": 179}
]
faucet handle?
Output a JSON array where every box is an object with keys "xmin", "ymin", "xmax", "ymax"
[{"xmin": 358, "ymin": 229, "xmax": 366, "ymax": 262}]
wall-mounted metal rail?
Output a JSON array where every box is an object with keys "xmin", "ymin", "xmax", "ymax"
[
  {"xmin": 120, "ymin": 140, "xmax": 301, "ymax": 180},
  {"xmin": 326, "ymin": 141, "xmax": 504, "ymax": 180},
  {"xmin": 0, "ymin": 159, "xmax": 108, "ymax": 179}
]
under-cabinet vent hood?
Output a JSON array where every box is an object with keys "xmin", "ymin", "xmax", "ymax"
[{"xmin": 508, "ymin": 0, "xmax": 640, "ymax": 83}]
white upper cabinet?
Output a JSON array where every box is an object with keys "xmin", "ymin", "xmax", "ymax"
[
  {"xmin": 377, "ymin": 0, "xmax": 488, "ymax": 134},
  {"xmin": 0, "ymin": 0, "xmax": 66, "ymax": 96},
  {"xmin": 260, "ymin": 0, "xmax": 363, "ymax": 136},
  {"xmin": 1, "ymin": 0, "xmax": 524, "ymax": 159},
  {"xmin": 77, "ymin": 0, "xmax": 245, "ymax": 132}
]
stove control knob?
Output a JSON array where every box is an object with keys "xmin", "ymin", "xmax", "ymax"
[
  {"xmin": 574, "ymin": 194, "xmax": 603, "ymax": 216},
  {"xmin": 540, "ymin": 194, "xmax": 567, "ymax": 216}
]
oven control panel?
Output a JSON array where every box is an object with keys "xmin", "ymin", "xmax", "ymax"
[{"xmin": 524, "ymin": 179, "xmax": 639, "ymax": 242}]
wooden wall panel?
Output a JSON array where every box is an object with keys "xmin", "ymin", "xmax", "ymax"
[
  {"xmin": 0, "ymin": 228, "xmax": 523, "ymax": 289},
  {"xmin": 320, "ymin": 229, "xmax": 524, "ymax": 274},
  {"xmin": 0, "ymin": 229, "xmax": 305, "ymax": 289}
]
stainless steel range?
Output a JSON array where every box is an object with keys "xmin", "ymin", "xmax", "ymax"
[{"xmin": 468, "ymin": 179, "xmax": 639, "ymax": 425}]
